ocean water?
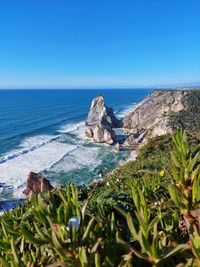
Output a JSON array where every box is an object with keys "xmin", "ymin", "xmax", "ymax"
[{"xmin": 0, "ymin": 89, "xmax": 151, "ymax": 211}]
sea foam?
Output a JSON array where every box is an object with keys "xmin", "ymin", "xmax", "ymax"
[
  {"xmin": 0, "ymin": 138, "xmax": 77, "ymax": 199},
  {"xmin": 117, "ymin": 103, "xmax": 136, "ymax": 118}
]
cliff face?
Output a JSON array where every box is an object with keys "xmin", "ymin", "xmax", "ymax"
[
  {"xmin": 85, "ymin": 90, "xmax": 200, "ymax": 147},
  {"xmin": 122, "ymin": 90, "xmax": 200, "ymax": 146}
]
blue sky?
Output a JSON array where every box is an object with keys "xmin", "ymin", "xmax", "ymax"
[{"xmin": 0, "ymin": 0, "xmax": 199, "ymax": 88}]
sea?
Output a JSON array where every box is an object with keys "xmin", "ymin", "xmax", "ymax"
[{"xmin": 0, "ymin": 89, "xmax": 152, "ymax": 212}]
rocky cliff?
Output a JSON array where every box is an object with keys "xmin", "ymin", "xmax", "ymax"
[
  {"xmin": 122, "ymin": 90, "xmax": 200, "ymax": 146},
  {"xmin": 85, "ymin": 90, "xmax": 200, "ymax": 148}
]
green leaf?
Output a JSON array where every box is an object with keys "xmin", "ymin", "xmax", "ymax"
[
  {"xmin": 95, "ymin": 252, "xmax": 101, "ymax": 267},
  {"xmin": 91, "ymin": 238, "xmax": 102, "ymax": 253},
  {"xmin": 1, "ymin": 219, "xmax": 18, "ymax": 235},
  {"xmin": 117, "ymin": 237, "xmax": 149, "ymax": 262},
  {"xmin": 126, "ymin": 213, "xmax": 138, "ymax": 240},
  {"xmin": 82, "ymin": 217, "xmax": 95, "ymax": 241},
  {"xmin": 10, "ymin": 237, "xmax": 20, "ymax": 264},
  {"xmin": 138, "ymin": 230, "xmax": 151, "ymax": 255},
  {"xmin": 21, "ymin": 224, "xmax": 46, "ymax": 246},
  {"xmin": 162, "ymin": 244, "xmax": 190, "ymax": 261}
]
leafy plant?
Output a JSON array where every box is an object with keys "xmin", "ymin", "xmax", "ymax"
[
  {"xmin": 118, "ymin": 184, "xmax": 189, "ymax": 267},
  {"xmin": 168, "ymin": 130, "xmax": 200, "ymax": 217},
  {"xmin": 0, "ymin": 130, "xmax": 200, "ymax": 266}
]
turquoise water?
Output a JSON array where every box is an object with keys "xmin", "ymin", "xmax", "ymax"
[{"xmin": 0, "ymin": 89, "xmax": 151, "ymax": 211}]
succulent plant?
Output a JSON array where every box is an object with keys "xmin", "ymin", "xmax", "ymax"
[{"xmin": 0, "ymin": 130, "xmax": 200, "ymax": 266}]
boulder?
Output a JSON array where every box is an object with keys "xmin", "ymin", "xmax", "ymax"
[
  {"xmin": 23, "ymin": 171, "xmax": 53, "ymax": 197},
  {"xmin": 85, "ymin": 127, "xmax": 93, "ymax": 138},
  {"xmin": 114, "ymin": 142, "xmax": 121, "ymax": 152},
  {"xmin": 123, "ymin": 135, "xmax": 137, "ymax": 149},
  {"xmin": 85, "ymin": 96, "xmax": 121, "ymax": 128},
  {"xmin": 123, "ymin": 134, "xmax": 142, "ymax": 153},
  {"xmin": 92, "ymin": 121, "xmax": 116, "ymax": 145}
]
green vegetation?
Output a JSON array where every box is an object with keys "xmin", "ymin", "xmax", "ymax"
[
  {"xmin": 0, "ymin": 130, "xmax": 200, "ymax": 266},
  {"xmin": 169, "ymin": 90, "xmax": 200, "ymax": 138}
]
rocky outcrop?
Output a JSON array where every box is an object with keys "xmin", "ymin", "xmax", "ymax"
[
  {"xmin": 123, "ymin": 134, "xmax": 138, "ymax": 149},
  {"xmin": 114, "ymin": 142, "xmax": 121, "ymax": 152},
  {"xmin": 85, "ymin": 128, "xmax": 93, "ymax": 138},
  {"xmin": 85, "ymin": 90, "xmax": 199, "ymax": 148},
  {"xmin": 85, "ymin": 96, "xmax": 120, "ymax": 144},
  {"xmin": 23, "ymin": 171, "xmax": 53, "ymax": 197},
  {"xmin": 122, "ymin": 90, "xmax": 189, "ymax": 146},
  {"xmin": 91, "ymin": 121, "xmax": 116, "ymax": 145},
  {"xmin": 85, "ymin": 96, "xmax": 121, "ymax": 128}
]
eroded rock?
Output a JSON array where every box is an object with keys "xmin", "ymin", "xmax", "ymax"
[
  {"xmin": 114, "ymin": 142, "xmax": 121, "ymax": 152},
  {"xmin": 92, "ymin": 122, "xmax": 116, "ymax": 145},
  {"xmin": 123, "ymin": 134, "xmax": 137, "ymax": 149},
  {"xmin": 23, "ymin": 171, "xmax": 53, "ymax": 197},
  {"xmin": 85, "ymin": 95, "xmax": 121, "ymax": 128},
  {"xmin": 122, "ymin": 90, "xmax": 188, "ymax": 145},
  {"xmin": 85, "ymin": 127, "xmax": 93, "ymax": 138}
]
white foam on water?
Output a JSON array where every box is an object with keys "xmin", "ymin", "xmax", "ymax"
[
  {"xmin": 58, "ymin": 121, "xmax": 84, "ymax": 134},
  {"xmin": 58, "ymin": 121, "xmax": 86, "ymax": 142},
  {"xmin": 127, "ymin": 150, "xmax": 137, "ymax": 161},
  {"xmin": 0, "ymin": 140, "xmax": 77, "ymax": 199},
  {"xmin": 72, "ymin": 123, "xmax": 86, "ymax": 140},
  {"xmin": 50, "ymin": 146, "xmax": 101, "ymax": 173},
  {"xmin": 117, "ymin": 103, "xmax": 136, "ymax": 118},
  {"xmin": 0, "ymin": 134, "xmax": 60, "ymax": 164},
  {"xmin": 20, "ymin": 135, "xmax": 59, "ymax": 148}
]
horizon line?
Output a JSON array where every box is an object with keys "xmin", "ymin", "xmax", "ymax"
[{"xmin": 0, "ymin": 85, "xmax": 200, "ymax": 90}]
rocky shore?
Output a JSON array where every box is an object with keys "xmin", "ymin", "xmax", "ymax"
[
  {"xmin": 85, "ymin": 89, "xmax": 200, "ymax": 150},
  {"xmin": 6, "ymin": 89, "xmax": 200, "ymax": 197}
]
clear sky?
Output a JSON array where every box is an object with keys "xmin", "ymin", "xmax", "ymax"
[{"xmin": 0, "ymin": 0, "xmax": 199, "ymax": 88}]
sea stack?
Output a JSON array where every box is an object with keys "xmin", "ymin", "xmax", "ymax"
[
  {"xmin": 85, "ymin": 96, "xmax": 121, "ymax": 144},
  {"xmin": 85, "ymin": 96, "xmax": 121, "ymax": 128}
]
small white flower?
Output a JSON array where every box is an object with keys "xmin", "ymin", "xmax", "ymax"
[
  {"xmin": 106, "ymin": 182, "xmax": 110, "ymax": 186},
  {"xmin": 69, "ymin": 216, "xmax": 80, "ymax": 228},
  {"xmin": 64, "ymin": 226, "xmax": 70, "ymax": 231},
  {"xmin": 116, "ymin": 179, "xmax": 119, "ymax": 182}
]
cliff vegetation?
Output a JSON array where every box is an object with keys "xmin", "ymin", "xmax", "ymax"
[{"xmin": 0, "ymin": 130, "xmax": 200, "ymax": 267}]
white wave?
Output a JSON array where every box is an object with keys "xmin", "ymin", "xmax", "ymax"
[
  {"xmin": 0, "ymin": 141, "xmax": 77, "ymax": 199},
  {"xmin": 0, "ymin": 135, "xmax": 60, "ymax": 164},
  {"xmin": 58, "ymin": 121, "xmax": 86, "ymax": 141},
  {"xmin": 58, "ymin": 121, "xmax": 84, "ymax": 134},
  {"xmin": 20, "ymin": 135, "xmax": 58, "ymax": 148},
  {"xmin": 117, "ymin": 103, "xmax": 136, "ymax": 118},
  {"xmin": 127, "ymin": 150, "xmax": 137, "ymax": 161},
  {"xmin": 50, "ymin": 146, "xmax": 100, "ymax": 173}
]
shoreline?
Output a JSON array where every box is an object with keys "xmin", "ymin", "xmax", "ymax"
[{"xmin": 0, "ymin": 101, "xmax": 138, "ymax": 213}]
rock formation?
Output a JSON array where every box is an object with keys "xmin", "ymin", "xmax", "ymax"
[
  {"xmin": 114, "ymin": 142, "xmax": 121, "ymax": 152},
  {"xmin": 123, "ymin": 134, "xmax": 138, "ymax": 149},
  {"xmin": 92, "ymin": 121, "xmax": 116, "ymax": 145},
  {"xmin": 23, "ymin": 171, "xmax": 53, "ymax": 197},
  {"xmin": 122, "ymin": 90, "xmax": 194, "ymax": 146},
  {"xmin": 85, "ymin": 127, "xmax": 93, "ymax": 138},
  {"xmin": 85, "ymin": 96, "xmax": 121, "ymax": 128},
  {"xmin": 85, "ymin": 90, "xmax": 200, "ymax": 148},
  {"xmin": 85, "ymin": 96, "xmax": 120, "ymax": 144}
]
